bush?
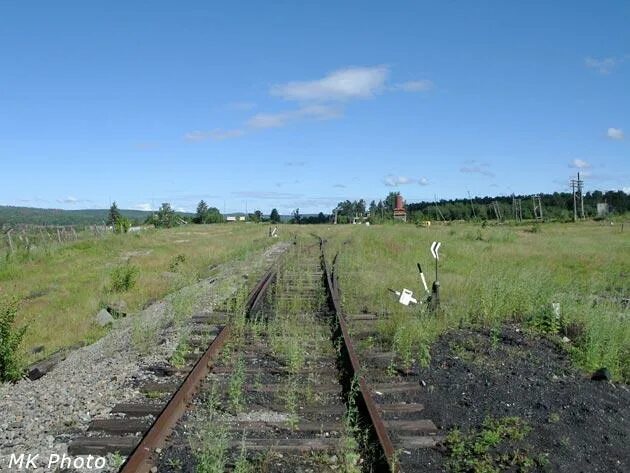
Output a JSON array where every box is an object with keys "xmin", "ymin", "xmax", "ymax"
[
  {"xmin": 109, "ymin": 264, "xmax": 139, "ymax": 292},
  {"xmin": 169, "ymin": 254, "xmax": 187, "ymax": 272},
  {"xmin": 0, "ymin": 296, "xmax": 26, "ymax": 382},
  {"xmin": 113, "ymin": 216, "xmax": 132, "ymax": 234}
]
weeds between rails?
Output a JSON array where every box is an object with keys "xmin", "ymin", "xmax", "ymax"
[{"xmin": 157, "ymin": 238, "xmax": 363, "ymax": 473}]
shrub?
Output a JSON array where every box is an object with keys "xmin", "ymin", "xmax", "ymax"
[
  {"xmin": 0, "ymin": 296, "xmax": 26, "ymax": 382},
  {"xmin": 109, "ymin": 264, "xmax": 139, "ymax": 292},
  {"xmin": 528, "ymin": 303, "xmax": 563, "ymax": 335},
  {"xmin": 169, "ymin": 254, "xmax": 187, "ymax": 272},
  {"xmin": 113, "ymin": 216, "xmax": 132, "ymax": 234}
]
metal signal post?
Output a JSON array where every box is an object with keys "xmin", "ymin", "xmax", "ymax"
[{"xmin": 429, "ymin": 241, "xmax": 441, "ymax": 311}]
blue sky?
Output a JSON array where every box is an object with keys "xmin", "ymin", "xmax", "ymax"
[{"xmin": 1, "ymin": 1, "xmax": 628, "ymax": 214}]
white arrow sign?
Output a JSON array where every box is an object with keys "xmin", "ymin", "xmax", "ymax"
[{"xmin": 430, "ymin": 241, "xmax": 441, "ymax": 260}]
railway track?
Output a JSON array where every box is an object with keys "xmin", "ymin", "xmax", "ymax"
[
  {"xmin": 68, "ymin": 237, "xmax": 440, "ymax": 472},
  {"xmin": 325, "ymin": 254, "xmax": 442, "ymax": 472}
]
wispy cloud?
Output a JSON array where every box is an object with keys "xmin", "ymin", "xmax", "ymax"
[
  {"xmin": 247, "ymin": 104, "xmax": 342, "ymax": 129},
  {"xmin": 584, "ymin": 56, "xmax": 625, "ymax": 74},
  {"xmin": 333, "ymin": 183, "xmax": 346, "ymax": 188},
  {"xmin": 188, "ymin": 65, "xmax": 434, "ymax": 141},
  {"xmin": 56, "ymin": 196, "xmax": 90, "ymax": 204},
  {"xmin": 393, "ymin": 80, "xmax": 434, "ymax": 92},
  {"xmin": 384, "ymin": 175, "xmax": 414, "ymax": 187},
  {"xmin": 383, "ymin": 175, "xmax": 430, "ymax": 186},
  {"xmin": 607, "ymin": 127, "xmax": 624, "ymax": 140},
  {"xmin": 569, "ymin": 159, "xmax": 591, "ymax": 169},
  {"xmin": 134, "ymin": 203, "xmax": 153, "ymax": 211},
  {"xmin": 184, "ymin": 129, "xmax": 245, "ymax": 142},
  {"xmin": 271, "ymin": 66, "xmax": 389, "ymax": 102},
  {"xmin": 285, "ymin": 161, "xmax": 306, "ymax": 167},
  {"xmin": 460, "ymin": 161, "xmax": 495, "ymax": 178}
]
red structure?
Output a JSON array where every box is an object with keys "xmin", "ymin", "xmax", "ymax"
[{"xmin": 393, "ymin": 194, "xmax": 407, "ymax": 222}]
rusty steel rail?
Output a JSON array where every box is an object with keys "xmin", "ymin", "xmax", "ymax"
[
  {"xmin": 320, "ymin": 242, "xmax": 399, "ymax": 472},
  {"xmin": 119, "ymin": 266, "xmax": 277, "ymax": 473}
]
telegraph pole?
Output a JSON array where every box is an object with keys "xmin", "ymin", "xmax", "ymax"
[
  {"xmin": 570, "ymin": 173, "xmax": 585, "ymax": 221},
  {"xmin": 579, "ymin": 172, "xmax": 585, "ymax": 219},
  {"xmin": 468, "ymin": 191, "xmax": 477, "ymax": 220},
  {"xmin": 571, "ymin": 178, "xmax": 578, "ymax": 222}
]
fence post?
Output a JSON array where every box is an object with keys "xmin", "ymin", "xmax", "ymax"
[{"xmin": 7, "ymin": 229, "xmax": 14, "ymax": 253}]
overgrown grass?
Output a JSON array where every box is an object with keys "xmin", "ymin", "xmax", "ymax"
[
  {"xmin": 445, "ymin": 416, "xmax": 543, "ymax": 472},
  {"xmin": 0, "ymin": 224, "xmax": 276, "ymax": 363},
  {"xmin": 0, "ymin": 296, "xmax": 26, "ymax": 381},
  {"xmin": 319, "ymin": 221, "xmax": 629, "ymax": 381}
]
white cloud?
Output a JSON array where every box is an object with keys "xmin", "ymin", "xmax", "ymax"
[
  {"xmin": 569, "ymin": 159, "xmax": 591, "ymax": 169},
  {"xmin": 247, "ymin": 104, "xmax": 342, "ymax": 129},
  {"xmin": 199, "ymin": 65, "xmax": 434, "ymax": 138},
  {"xmin": 333, "ymin": 184, "xmax": 346, "ymax": 188},
  {"xmin": 57, "ymin": 196, "xmax": 91, "ymax": 204},
  {"xmin": 394, "ymin": 80, "xmax": 434, "ymax": 92},
  {"xmin": 418, "ymin": 177, "xmax": 430, "ymax": 186},
  {"xmin": 134, "ymin": 203, "xmax": 153, "ymax": 211},
  {"xmin": 185, "ymin": 129, "xmax": 245, "ymax": 142},
  {"xmin": 460, "ymin": 161, "xmax": 495, "ymax": 178},
  {"xmin": 584, "ymin": 56, "xmax": 623, "ymax": 74},
  {"xmin": 607, "ymin": 127, "xmax": 624, "ymax": 140},
  {"xmin": 384, "ymin": 175, "xmax": 414, "ymax": 187},
  {"xmin": 623, "ymin": 187, "xmax": 630, "ymax": 194},
  {"xmin": 58, "ymin": 196, "xmax": 78, "ymax": 204},
  {"xmin": 271, "ymin": 66, "xmax": 389, "ymax": 102}
]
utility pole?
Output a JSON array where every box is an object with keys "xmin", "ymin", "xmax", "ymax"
[
  {"xmin": 433, "ymin": 195, "xmax": 445, "ymax": 221},
  {"xmin": 579, "ymin": 172, "xmax": 585, "ymax": 219},
  {"xmin": 491, "ymin": 201, "xmax": 502, "ymax": 221},
  {"xmin": 467, "ymin": 191, "xmax": 477, "ymax": 220},
  {"xmin": 512, "ymin": 194, "xmax": 522, "ymax": 222},
  {"xmin": 570, "ymin": 173, "xmax": 585, "ymax": 221},
  {"xmin": 571, "ymin": 178, "xmax": 577, "ymax": 222},
  {"xmin": 532, "ymin": 195, "xmax": 543, "ymax": 221}
]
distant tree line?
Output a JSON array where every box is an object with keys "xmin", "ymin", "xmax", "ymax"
[
  {"xmin": 327, "ymin": 190, "xmax": 629, "ymax": 224},
  {"xmin": 406, "ymin": 190, "xmax": 630, "ymax": 222},
  {"xmin": 4, "ymin": 190, "xmax": 627, "ymax": 228}
]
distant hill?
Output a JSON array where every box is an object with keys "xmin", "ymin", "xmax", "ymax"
[{"xmin": 0, "ymin": 205, "xmax": 191, "ymax": 226}]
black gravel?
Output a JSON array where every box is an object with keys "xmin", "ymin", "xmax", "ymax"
[{"xmin": 409, "ymin": 324, "xmax": 630, "ymax": 472}]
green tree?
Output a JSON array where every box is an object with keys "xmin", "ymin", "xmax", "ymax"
[
  {"xmin": 150, "ymin": 202, "xmax": 178, "ymax": 228},
  {"xmin": 195, "ymin": 200, "xmax": 209, "ymax": 224},
  {"xmin": 107, "ymin": 202, "xmax": 122, "ymax": 226},
  {"xmin": 270, "ymin": 208, "xmax": 280, "ymax": 223},
  {"xmin": 291, "ymin": 208, "xmax": 301, "ymax": 224},
  {"xmin": 251, "ymin": 210, "xmax": 263, "ymax": 223},
  {"xmin": 205, "ymin": 207, "xmax": 223, "ymax": 223},
  {"xmin": 384, "ymin": 192, "xmax": 400, "ymax": 214}
]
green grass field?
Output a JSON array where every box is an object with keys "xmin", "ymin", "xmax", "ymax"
[
  {"xmin": 1, "ymin": 221, "xmax": 628, "ymax": 383},
  {"xmin": 319, "ymin": 221, "xmax": 629, "ymax": 382},
  {"xmin": 0, "ymin": 224, "xmax": 276, "ymax": 363}
]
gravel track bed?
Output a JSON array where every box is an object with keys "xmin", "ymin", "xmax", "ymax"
[{"xmin": 0, "ymin": 242, "xmax": 289, "ymax": 472}]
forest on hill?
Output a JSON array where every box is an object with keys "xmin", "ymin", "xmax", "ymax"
[{"xmin": 0, "ymin": 205, "xmax": 190, "ymax": 226}]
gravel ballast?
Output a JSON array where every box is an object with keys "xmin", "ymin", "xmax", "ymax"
[{"xmin": 0, "ymin": 242, "xmax": 289, "ymax": 472}]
